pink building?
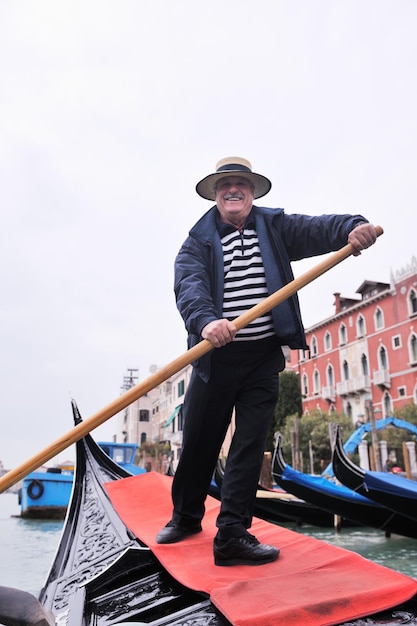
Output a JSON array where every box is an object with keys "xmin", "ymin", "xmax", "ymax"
[{"xmin": 289, "ymin": 257, "xmax": 417, "ymax": 423}]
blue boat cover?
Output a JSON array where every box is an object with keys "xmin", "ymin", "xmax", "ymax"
[
  {"xmin": 282, "ymin": 463, "xmax": 381, "ymax": 505},
  {"xmin": 364, "ymin": 471, "xmax": 417, "ymax": 498}
]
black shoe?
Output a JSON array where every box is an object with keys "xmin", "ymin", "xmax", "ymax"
[
  {"xmin": 156, "ymin": 521, "xmax": 202, "ymax": 544},
  {"xmin": 213, "ymin": 534, "xmax": 279, "ymax": 566}
]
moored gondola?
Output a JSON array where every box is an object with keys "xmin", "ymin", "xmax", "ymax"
[
  {"xmin": 332, "ymin": 425, "xmax": 417, "ymax": 524},
  {"xmin": 272, "ymin": 434, "xmax": 417, "ymax": 538},
  {"xmin": 214, "ymin": 458, "xmax": 345, "ymax": 527}
]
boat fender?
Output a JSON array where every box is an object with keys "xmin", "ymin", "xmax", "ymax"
[
  {"xmin": 27, "ymin": 479, "xmax": 44, "ymax": 500},
  {"xmin": 0, "ymin": 585, "xmax": 54, "ymax": 625}
]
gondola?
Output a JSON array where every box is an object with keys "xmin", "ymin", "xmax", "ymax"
[
  {"xmin": 2, "ymin": 402, "xmax": 417, "ymax": 626},
  {"xmin": 213, "ymin": 458, "xmax": 346, "ymax": 527},
  {"xmin": 2, "ymin": 400, "xmax": 228, "ymax": 626},
  {"xmin": 332, "ymin": 425, "xmax": 417, "ymax": 523},
  {"xmin": 272, "ymin": 435, "xmax": 417, "ymax": 538}
]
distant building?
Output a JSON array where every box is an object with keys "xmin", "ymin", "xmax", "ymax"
[
  {"xmin": 288, "ymin": 256, "xmax": 417, "ymax": 423},
  {"xmin": 120, "ymin": 387, "xmax": 159, "ymax": 446},
  {"xmin": 153, "ymin": 366, "xmax": 191, "ymax": 469}
]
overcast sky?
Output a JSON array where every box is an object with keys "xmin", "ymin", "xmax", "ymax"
[{"xmin": 0, "ymin": 1, "xmax": 416, "ymax": 471}]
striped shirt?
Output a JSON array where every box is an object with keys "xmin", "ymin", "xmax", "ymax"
[{"xmin": 221, "ymin": 226, "xmax": 275, "ymax": 341}]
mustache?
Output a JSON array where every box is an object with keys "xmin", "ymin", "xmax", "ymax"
[{"xmin": 224, "ymin": 193, "xmax": 244, "ymax": 200}]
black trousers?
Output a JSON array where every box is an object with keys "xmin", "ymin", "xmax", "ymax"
[{"xmin": 171, "ymin": 336, "xmax": 284, "ymax": 539}]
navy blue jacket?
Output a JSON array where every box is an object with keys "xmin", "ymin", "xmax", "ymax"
[{"xmin": 175, "ymin": 205, "xmax": 367, "ymax": 381}]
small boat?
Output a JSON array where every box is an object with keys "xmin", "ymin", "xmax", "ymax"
[
  {"xmin": 332, "ymin": 425, "xmax": 417, "ymax": 523},
  {"xmin": 19, "ymin": 439, "xmax": 146, "ymax": 519},
  {"xmin": 19, "ymin": 467, "xmax": 74, "ymax": 519},
  {"xmin": 2, "ymin": 401, "xmax": 417, "ymax": 626},
  {"xmin": 272, "ymin": 435, "xmax": 417, "ymax": 538}
]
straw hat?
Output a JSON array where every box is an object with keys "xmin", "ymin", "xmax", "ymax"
[{"xmin": 196, "ymin": 157, "xmax": 272, "ymax": 201}]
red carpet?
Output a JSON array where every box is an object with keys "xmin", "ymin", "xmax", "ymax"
[{"xmin": 105, "ymin": 472, "xmax": 417, "ymax": 626}]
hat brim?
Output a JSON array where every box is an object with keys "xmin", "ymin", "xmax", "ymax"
[{"xmin": 196, "ymin": 171, "xmax": 271, "ymax": 201}]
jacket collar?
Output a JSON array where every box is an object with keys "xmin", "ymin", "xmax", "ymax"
[{"xmin": 189, "ymin": 205, "xmax": 278, "ymax": 242}]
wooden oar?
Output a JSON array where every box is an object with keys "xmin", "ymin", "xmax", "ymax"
[{"xmin": 0, "ymin": 226, "xmax": 383, "ymax": 493}]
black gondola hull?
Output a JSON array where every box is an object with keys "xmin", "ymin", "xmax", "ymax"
[
  {"xmin": 332, "ymin": 425, "xmax": 417, "ymax": 525},
  {"xmin": 273, "ymin": 435, "xmax": 417, "ymax": 538}
]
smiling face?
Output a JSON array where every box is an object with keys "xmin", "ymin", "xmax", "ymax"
[{"xmin": 215, "ymin": 176, "xmax": 255, "ymax": 228}]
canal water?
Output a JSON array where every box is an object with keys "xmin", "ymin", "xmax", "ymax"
[
  {"xmin": 0, "ymin": 493, "xmax": 63, "ymax": 596},
  {"xmin": 1, "ymin": 492, "xmax": 417, "ymax": 598}
]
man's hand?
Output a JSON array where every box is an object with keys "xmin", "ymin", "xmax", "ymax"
[
  {"xmin": 202, "ymin": 319, "xmax": 237, "ymax": 348},
  {"xmin": 348, "ymin": 223, "xmax": 378, "ymax": 256}
]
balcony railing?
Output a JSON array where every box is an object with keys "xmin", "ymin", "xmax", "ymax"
[
  {"xmin": 351, "ymin": 375, "xmax": 371, "ymax": 393},
  {"xmin": 321, "ymin": 385, "xmax": 336, "ymax": 402},
  {"xmin": 336, "ymin": 375, "xmax": 371, "ymax": 397},
  {"xmin": 336, "ymin": 380, "xmax": 352, "ymax": 397},
  {"xmin": 373, "ymin": 369, "xmax": 391, "ymax": 388}
]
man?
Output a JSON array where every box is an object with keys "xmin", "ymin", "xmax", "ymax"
[{"xmin": 156, "ymin": 157, "xmax": 377, "ymax": 566}]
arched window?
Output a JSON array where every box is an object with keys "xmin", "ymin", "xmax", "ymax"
[
  {"xmin": 357, "ymin": 314, "xmax": 366, "ymax": 337},
  {"xmin": 324, "ymin": 331, "xmax": 332, "ymax": 351},
  {"xmin": 339, "ymin": 323, "xmax": 347, "ymax": 345},
  {"xmin": 313, "ymin": 369, "xmax": 320, "ymax": 394},
  {"xmin": 361, "ymin": 353, "xmax": 369, "ymax": 376},
  {"xmin": 311, "ymin": 335, "xmax": 318, "ymax": 357},
  {"xmin": 374, "ymin": 307, "xmax": 384, "ymax": 330},
  {"xmin": 345, "ymin": 401, "xmax": 353, "ymax": 420},
  {"xmin": 409, "ymin": 289, "xmax": 417, "ymax": 316},
  {"xmin": 409, "ymin": 333, "xmax": 417, "ymax": 364},
  {"xmin": 342, "ymin": 360, "xmax": 349, "ymax": 380},
  {"xmin": 326, "ymin": 364, "xmax": 334, "ymax": 387},
  {"xmin": 383, "ymin": 392, "xmax": 392, "ymax": 416},
  {"xmin": 302, "ymin": 373, "xmax": 309, "ymax": 397},
  {"xmin": 378, "ymin": 345, "xmax": 389, "ymax": 370}
]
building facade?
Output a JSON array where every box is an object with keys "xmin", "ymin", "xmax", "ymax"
[{"xmin": 289, "ymin": 256, "xmax": 417, "ymax": 423}]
